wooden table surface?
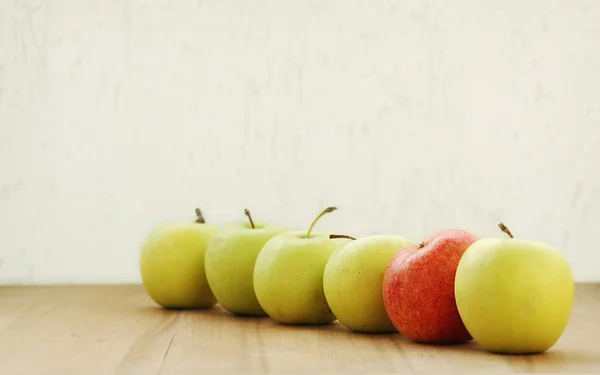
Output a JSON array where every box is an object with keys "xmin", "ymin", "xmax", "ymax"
[{"xmin": 0, "ymin": 284, "xmax": 598, "ymax": 375}]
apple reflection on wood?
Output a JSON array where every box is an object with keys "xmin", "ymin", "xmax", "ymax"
[{"xmin": 139, "ymin": 207, "xmax": 575, "ymax": 355}]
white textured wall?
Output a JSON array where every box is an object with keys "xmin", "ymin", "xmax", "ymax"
[{"xmin": 1, "ymin": 0, "xmax": 599, "ymax": 284}]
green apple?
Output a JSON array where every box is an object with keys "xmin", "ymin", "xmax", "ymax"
[
  {"xmin": 205, "ymin": 209, "xmax": 289, "ymax": 316},
  {"xmin": 455, "ymin": 222, "xmax": 575, "ymax": 354},
  {"xmin": 323, "ymin": 234, "xmax": 413, "ymax": 333},
  {"xmin": 140, "ymin": 209, "xmax": 220, "ymax": 309},
  {"xmin": 253, "ymin": 206, "xmax": 353, "ymax": 325}
]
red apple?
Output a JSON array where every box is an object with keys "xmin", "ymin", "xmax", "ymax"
[{"xmin": 382, "ymin": 228, "xmax": 478, "ymax": 344}]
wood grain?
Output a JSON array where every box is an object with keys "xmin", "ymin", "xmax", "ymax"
[{"xmin": 0, "ymin": 284, "xmax": 598, "ymax": 375}]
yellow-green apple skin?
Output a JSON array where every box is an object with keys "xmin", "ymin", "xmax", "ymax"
[
  {"xmin": 454, "ymin": 237, "xmax": 574, "ymax": 354},
  {"xmin": 205, "ymin": 221, "xmax": 289, "ymax": 316},
  {"xmin": 323, "ymin": 234, "xmax": 413, "ymax": 333},
  {"xmin": 140, "ymin": 222, "xmax": 220, "ymax": 309},
  {"xmin": 253, "ymin": 231, "xmax": 353, "ymax": 325}
]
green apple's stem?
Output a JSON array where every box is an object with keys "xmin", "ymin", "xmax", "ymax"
[
  {"xmin": 194, "ymin": 208, "xmax": 206, "ymax": 224},
  {"xmin": 329, "ymin": 234, "xmax": 356, "ymax": 240},
  {"xmin": 498, "ymin": 222, "xmax": 514, "ymax": 238},
  {"xmin": 306, "ymin": 206, "xmax": 338, "ymax": 238},
  {"xmin": 244, "ymin": 208, "xmax": 256, "ymax": 229}
]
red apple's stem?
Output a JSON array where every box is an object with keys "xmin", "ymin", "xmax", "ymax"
[
  {"xmin": 417, "ymin": 241, "xmax": 426, "ymax": 249},
  {"xmin": 194, "ymin": 208, "xmax": 206, "ymax": 224},
  {"xmin": 244, "ymin": 208, "xmax": 256, "ymax": 229},
  {"xmin": 329, "ymin": 234, "xmax": 356, "ymax": 240},
  {"xmin": 498, "ymin": 222, "xmax": 514, "ymax": 238},
  {"xmin": 306, "ymin": 206, "xmax": 338, "ymax": 238}
]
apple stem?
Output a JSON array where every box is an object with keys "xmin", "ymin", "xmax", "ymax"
[
  {"xmin": 498, "ymin": 222, "xmax": 514, "ymax": 238},
  {"xmin": 194, "ymin": 208, "xmax": 206, "ymax": 224},
  {"xmin": 306, "ymin": 206, "xmax": 338, "ymax": 238},
  {"xmin": 418, "ymin": 241, "xmax": 425, "ymax": 249},
  {"xmin": 244, "ymin": 208, "xmax": 256, "ymax": 229},
  {"xmin": 329, "ymin": 234, "xmax": 356, "ymax": 240}
]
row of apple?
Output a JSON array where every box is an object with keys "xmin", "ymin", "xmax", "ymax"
[{"xmin": 139, "ymin": 206, "xmax": 574, "ymax": 355}]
